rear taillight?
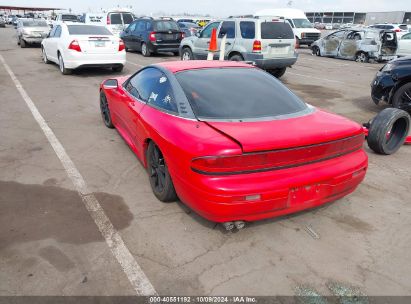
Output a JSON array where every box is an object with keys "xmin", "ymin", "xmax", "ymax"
[
  {"xmin": 68, "ymin": 40, "xmax": 81, "ymax": 52},
  {"xmin": 107, "ymin": 15, "xmax": 111, "ymax": 25},
  {"xmin": 191, "ymin": 134, "xmax": 364, "ymax": 175},
  {"xmin": 181, "ymin": 32, "xmax": 185, "ymax": 39},
  {"xmin": 252, "ymin": 40, "xmax": 261, "ymax": 52},
  {"xmin": 149, "ymin": 32, "xmax": 156, "ymax": 41},
  {"xmin": 395, "ymin": 29, "xmax": 401, "ymax": 32},
  {"xmin": 119, "ymin": 39, "xmax": 125, "ymax": 51}
]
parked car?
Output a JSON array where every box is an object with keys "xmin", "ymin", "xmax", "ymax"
[
  {"xmin": 371, "ymin": 57, "xmax": 411, "ymax": 112},
  {"xmin": 369, "ymin": 23, "xmax": 409, "ymax": 39},
  {"xmin": 178, "ymin": 21, "xmax": 200, "ymax": 37},
  {"xmin": 311, "ymin": 28, "xmax": 397, "ymax": 62},
  {"xmin": 99, "ymin": 60, "xmax": 367, "ymax": 224},
  {"xmin": 180, "ymin": 18, "xmax": 297, "ymax": 78},
  {"xmin": 397, "ymin": 32, "xmax": 411, "ymax": 57},
  {"xmin": 325, "ymin": 23, "xmax": 333, "ymax": 30},
  {"xmin": 254, "ymin": 8, "xmax": 321, "ymax": 46},
  {"xmin": 54, "ymin": 13, "xmax": 79, "ymax": 24},
  {"xmin": 96, "ymin": 9, "xmax": 135, "ymax": 37},
  {"xmin": 120, "ymin": 17, "xmax": 183, "ymax": 56},
  {"xmin": 0, "ymin": 16, "xmax": 6, "ymax": 28},
  {"xmin": 41, "ymin": 23, "xmax": 126, "ymax": 75},
  {"xmin": 16, "ymin": 19, "xmax": 50, "ymax": 48}
]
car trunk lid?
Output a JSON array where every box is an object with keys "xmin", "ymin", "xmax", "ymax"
[
  {"xmin": 259, "ymin": 20, "xmax": 295, "ymax": 58},
  {"xmin": 203, "ymin": 109, "xmax": 364, "ymax": 153},
  {"xmin": 75, "ymin": 35, "xmax": 119, "ymax": 54},
  {"xmin": 380, "ymin": 30, "xmax": 397, "ymax": 55}
]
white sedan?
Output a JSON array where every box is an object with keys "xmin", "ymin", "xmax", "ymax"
[
  {"xmin": 41, "ymin": 22, "xmax": 126, "ymax": 75},
  {"xmin": 397, "ymin": 32, "xmax": 411, "ymax": 57}
]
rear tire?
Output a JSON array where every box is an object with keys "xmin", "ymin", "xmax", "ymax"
[
  {"xmin": 229, "ymin": 54, "xmax": 244, "ymax": 61},
  {"xmin": 181, "ymin": 47, "xmax": 193, "ymax": 60},
  {"xmin": 146, "ymin": 141, "xmax": 177, "ymax": 202},
  {"xmin": 367, "ymin": 108, "xmax": 410, "ymax": 155},
  {"xmin": 268, "ymin": 67, "xmax": 287, "ymax": 78},
  {"xmin": 392, "ymin": 83, "xmax": 411, "ymax": 112},
  {"xmin": 312, "ymin": 46, "xmax": 321, "ymax": 56},
  {"xmin": 112, "ymin": 65, "xmax": 123, "ymax": 72},
  {"xmin": 58, "ymin": 54, "xmax": 72, "ymax": 75},
  {"xmin": 141, "ymin": 42, "xmax": 151, "ymax": 57}
]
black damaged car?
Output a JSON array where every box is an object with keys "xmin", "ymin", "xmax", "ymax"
[{"xmin": 371, "ymin": 57, "xmax": 411, "ymax": 112}]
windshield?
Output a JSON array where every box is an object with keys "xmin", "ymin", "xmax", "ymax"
[
  {"xmin": 67, "ymin": 25, "xmax": 112, "ymax": 35},
  {"xmin": 292, "ymin": 18, "xmax": 313, "ymax": 28},
  {"xmin": 22, "ymin": 20, "xmax": 48, "ymax": 27},
  {"xmin": 176, "ymin": 68, "xmax": 308, "ymax": 120}
]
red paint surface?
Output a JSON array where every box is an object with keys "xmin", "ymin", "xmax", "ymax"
[{"xmin": 101, "ymin": 61, "xmax": 368, "ymax": 222}]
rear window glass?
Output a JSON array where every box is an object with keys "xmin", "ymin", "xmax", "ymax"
[
  {"xmin": 154, "ymin": 21, "xmax": 179, "ymax": 31},
  {"xmin": 110, "ymin": 13, "xmax": 122, "ymax": 25},
  {"xmin": 261, "ymin": 22, "xmax": 294, "ymax": 39},
  {"xmin": 67, "ymin": 25, "xmax": 112, "ymax": 35},
  {"xmin": 240, "ymin": 21, "xmax": 255, "ymax": 39},
  {"xmin": 176, "ymin": 68, "xmax": 307, "ymax": 120},
  {"xmin": 22, "ymin": 20, "xmax": 48, "ymax": 27},
  {"xmin": 62, "ymin": 14, "xmax": 78, "ymax": 21},
  {"xmin": 399, "ymin": 25, "xmax": 408, "ymax": 31},
  {"xmin": 122, "ymin": 13, "xmax": 134, "ymax": 24}
]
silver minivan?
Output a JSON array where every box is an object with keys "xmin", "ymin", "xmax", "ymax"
[{"xmin": 179, "ymin": 17, "xmax": 298, "ymax": 77}]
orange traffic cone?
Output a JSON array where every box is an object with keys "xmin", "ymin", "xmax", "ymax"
[{"xmin": 207, "ymin": 28, "xmax": 218, "ymax": 60}]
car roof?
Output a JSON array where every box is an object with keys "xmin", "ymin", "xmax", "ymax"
[{"xmin": 156, "ymin": 60, "xmax": 255, "ymax": 73}]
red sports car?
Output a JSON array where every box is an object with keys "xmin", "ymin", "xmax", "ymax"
[{"xmin": 100, "ymin": 60, "xmax": 368, "ymax": 227}]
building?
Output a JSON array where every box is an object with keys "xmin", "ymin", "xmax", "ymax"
[{"xmin": 306, "ymin": 11, "xmax": 411, "ymax": 25}]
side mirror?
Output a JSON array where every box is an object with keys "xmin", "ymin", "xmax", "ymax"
[{"xmin": 103, "ymin": 79, "xmax": 118, "ymax": 89}]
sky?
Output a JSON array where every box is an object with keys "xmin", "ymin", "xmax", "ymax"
[{"xmin": 5, "ymin": 0, "xmax": 411, "ymax": 17}]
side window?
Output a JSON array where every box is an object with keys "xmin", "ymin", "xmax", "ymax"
[
  {"xmin": 200, "ymin": 22, "xmax": 220, "ymax": 38},
  {"xmin": 125, "ymin": 68, "xmax": 158, "ymax": 101},
  {"xmin": 136, "ymin": 20, "xmax": 146, "ymax": 31},
  {"xmin": 147, "ymin": 74, "xmax": 178, "ymax": 113},
  {"xmin": 402, "ymin": 33, "xmax": 411, "ymax": 40},
  {"xmin": 286, "ymin": 19, "xmax": 294, "ymax": 28},
  {"xmin": 329, "ymin": 31, "xmax": 345, "ymax": 39},
  {"xmin": 346, "ymin": 31, "xmax": 361, "ymax": 40},
  {"xmin": 240, "ymin": 21, "xmax": 255, "ymax": 39},
  {"xmin": 128, "ymin": 22, "xmax": 137, "ymax": 32},
  {"xmin": 49, "ymin": 26, "xmax": 57, "ymax": 37},
  {"xmin": 54, "ymin": 26, "xmax": 62, "ymax": 37},
  {"xmin": 218, "ymin": 21, "xmax": 235, "ymax": 38}
]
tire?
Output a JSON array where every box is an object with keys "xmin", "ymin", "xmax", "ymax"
[
  {"xmin": 42, "ymin": 47, "xmax": 51, "ymax": 64},
  {"xmin": 392, "ymin": 82, "xmax": 411, "ymax": 112},
  {"xmin": 141, "ymin": 42, "xmax": 151, "ymax": 57},
  {"xmin": 229, "ymin": 54, "xmax": 244, "ymax": 61},
  {"xmin": 355, "ymin": 52, "xmax": 369, "ymax": 63},
  {"xmin": 146, "ymin": 141, "xmax": 177, "ymax": 202},
  {"xmin": 17, "ymin": 37, "xmax": 20, "ymax": 45},
  {"xmin": 112, "ymin": 65, "xmax": 123, "ymax": 72},
  {"xmin": 367, "ymin": 108, "xmax": 410, "ymax": 155},
  {"xmin": 268, "ymin": 67, "xmax": 287, "ymax": 78},
  {"xmin": 20, "ymin": 38, "xmax": 26, "ymax": 48},
  {"xmin": 312, "ymin": 46, "xmax": 321, "ymax": 56},
  {"xmin": 100, "ymin": 91, "xmax": 114, "ymax": 129},
  {"xmin": 58, "ymin": 54, "xmax": 72, "ymax": 75},
  {"xmin": 181, "ymin": 47, "xmax": 193, "ymax": 60}
]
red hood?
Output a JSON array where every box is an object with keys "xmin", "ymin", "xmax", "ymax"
[{"xmin": 205, "ymin": 109, "xmax": 363, "ymax": 152}]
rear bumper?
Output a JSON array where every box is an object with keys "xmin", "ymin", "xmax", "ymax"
[
  {"xmin": 22, "ymin": 37, "xmax": 44, "ymax": 44},
  {"xmin": 298, "ymin": 38, "xmax": 319, "ymax": 45},
  {"xmin": 63, "ymin": 51, "xmax": 126, "ymax": 69},
  {"xmin": 149, "ymin": 42, "xmax": 180, "ymax": 53},
  {"xmin": 242, "ymin": 52, "xmax": 298, "ymax": 70},
  {"xmin": 172, "ymin": 149, "xmax": 368, "ymax": 222}
]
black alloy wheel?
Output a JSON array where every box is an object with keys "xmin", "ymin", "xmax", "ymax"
[{"xmin": 100, "ymin": 92, "xmax": 114, "ymax": 128}]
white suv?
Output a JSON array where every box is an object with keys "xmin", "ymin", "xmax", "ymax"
[
  {"xmin": 179, "ymin": 17, "xmax": 298, "ymax": 78},
  {"xmin": 369, "ymin": 24, "xmax": 409, "ymax": 39}
]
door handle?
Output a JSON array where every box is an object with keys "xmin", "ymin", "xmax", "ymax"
[
  {"xmin": 226, "ymin": 42, "xmax": 231, "ymax": 45},
  {"xmin": 207, "ymin": 41, "xmax": 210, "ymax": 44}
]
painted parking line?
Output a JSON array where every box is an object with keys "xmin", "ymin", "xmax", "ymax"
[
  {"xmin": 127, "ymin": 61, "xmax": 144, "ymax": 68},
  {"xmin": 0, "ymin": 54, "xmax": 157, "ymax": 296}
]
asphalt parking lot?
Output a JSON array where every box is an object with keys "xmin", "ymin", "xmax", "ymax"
[{"xmin": 1, "ymin": 25, "xmax": 411, "ymax": 297}]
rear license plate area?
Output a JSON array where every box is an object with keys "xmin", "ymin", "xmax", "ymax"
[
  {"xmin": 94, "ymin": 41, "xmax": 106, "ymax": 47},
  {"xmin": 270, "ymin": 46, "xmax": 287, "ymax": 55}
]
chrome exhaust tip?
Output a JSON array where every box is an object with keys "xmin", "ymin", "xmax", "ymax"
[
  {"xmin": 222, "ymin": 222, "xmax": 235, "ymax": 231},
  {"xmin": 234, "ymin": 221, "xmax": 245, "ymax": 230}
]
